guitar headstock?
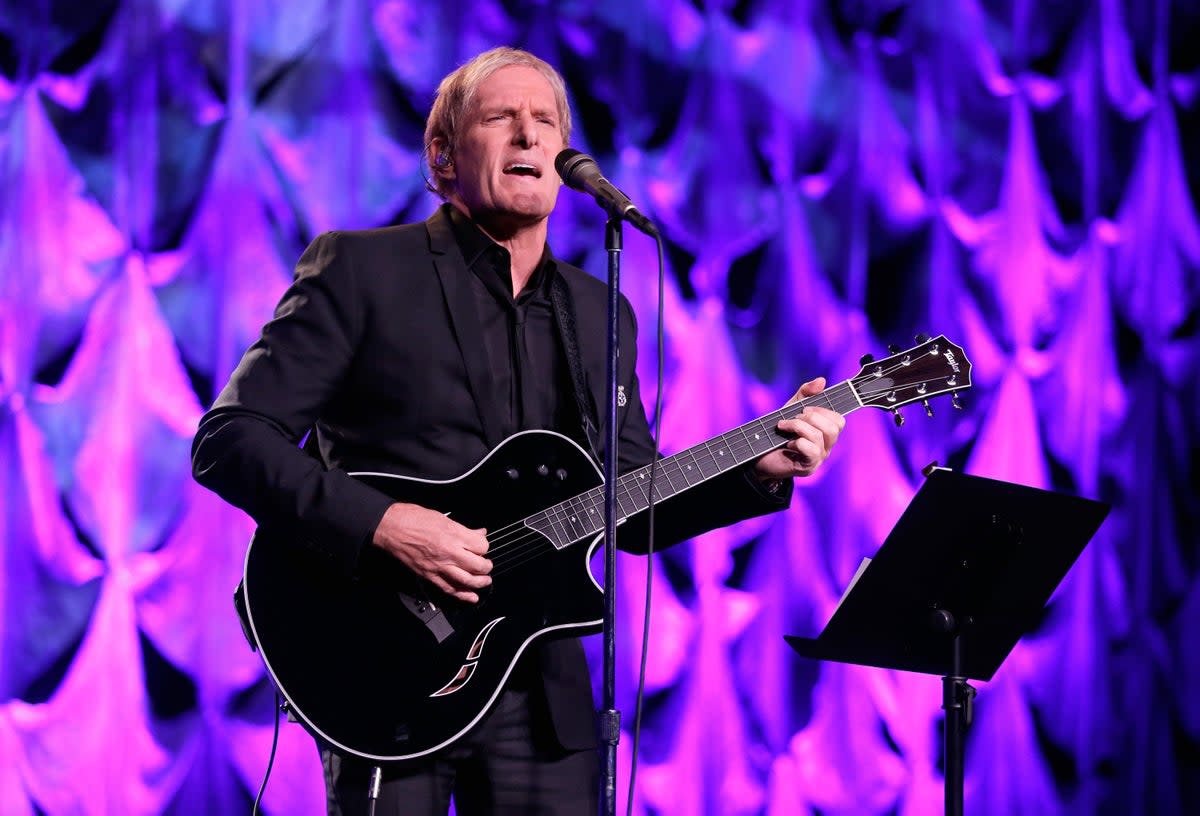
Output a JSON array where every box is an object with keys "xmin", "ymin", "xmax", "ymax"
[{"xmin": 852, "ymin": 335, "xmax": 971, "ymax": 424}]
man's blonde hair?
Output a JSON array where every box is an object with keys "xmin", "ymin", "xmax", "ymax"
[{"xmin": 424, "ymin": 47, "xmax": 573, "ymax": 199}]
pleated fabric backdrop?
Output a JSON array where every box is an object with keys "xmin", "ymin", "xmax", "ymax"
[{"xmin": 1, "ymin": 1, "xmax": 1197, "ymax": 814}]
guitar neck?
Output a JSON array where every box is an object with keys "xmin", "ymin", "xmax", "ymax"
[{"xmin": 525, "ymin": 380, "xmax": 863, "ymax": 549}]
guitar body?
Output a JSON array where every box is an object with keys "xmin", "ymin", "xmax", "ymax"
[{"xmin": 242, "ymin": 430, "xmax": 605, "ymax": 762}]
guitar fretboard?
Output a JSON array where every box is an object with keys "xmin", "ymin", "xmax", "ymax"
[{"xmin": 525, "ymin": 380, "xmax": 863, "ymax": 550}]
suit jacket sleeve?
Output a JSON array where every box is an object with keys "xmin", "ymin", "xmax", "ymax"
[{"xmin": 191, "ymin": 232, "xmax": 394, "ymax": 575}]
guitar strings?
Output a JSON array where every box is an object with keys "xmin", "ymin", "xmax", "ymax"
[
  {"xmin": 482, "ymin": 381, "xmax": 864, "ymax": 564},
  {"xmin": 481, "ymin": 406, "xmax": 813, "ymax": 576},
  {"xmin": 480, "ymin": 411, "xmax": 791, "ymax": 572},
  {"xmin": 480, "ymin": 359, "xmax": 947, "ymax": 578},
  {"xmin": 482, "ymin": 379, "xmax": 876, "ymax": 575},
  {"xmin": 481, "ymin": 376, "xmax": 876, "ymax": 577}
]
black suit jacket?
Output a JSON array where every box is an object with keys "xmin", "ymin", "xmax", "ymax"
[{"xmin": 192, "ymin": 205, "xmax": 789, "ymax": 751}]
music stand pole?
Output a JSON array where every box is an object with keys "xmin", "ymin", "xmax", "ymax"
[
  {"xmin": 598, "ymin": 214, "xmax": 623, "ymax": 816},
  {"xmin": 936, "ymin": 612, "xmax": 975, "ymax": 816}
]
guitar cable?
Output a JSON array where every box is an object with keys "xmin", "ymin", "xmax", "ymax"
[
  {"xmin": 625, "ymin": 233, "xmax": 666, "ymax": 816},
  {"xmin": 367, "ymin": 766, "xmax": 383, "ymax": 816},
  {"xmin": 252, "ymin": 689, "xmax": 284, "ymax": 815}
]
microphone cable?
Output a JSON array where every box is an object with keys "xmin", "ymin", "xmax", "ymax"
[{"xmin": 626, "ymin": 231, "xmax": 666, "ymax": 816}]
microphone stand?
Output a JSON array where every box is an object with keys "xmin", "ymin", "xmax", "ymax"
[{"xmin": 598, "ymin": 213, "xmax": 623, "ymax": 816}]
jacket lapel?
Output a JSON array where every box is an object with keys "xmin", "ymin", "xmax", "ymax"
[{"xmin": 425, "ymin": 207, "xmax": 502, "ymax": 449}]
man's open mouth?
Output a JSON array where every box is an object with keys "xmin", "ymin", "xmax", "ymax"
[{"xmin": 504, "ymin": 163, "xmax": 541, "ymax": 178}]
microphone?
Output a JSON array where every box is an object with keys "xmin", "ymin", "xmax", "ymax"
[{"xmin": 555, "ymin": 149, "xmax": 659, "ymax": 237}]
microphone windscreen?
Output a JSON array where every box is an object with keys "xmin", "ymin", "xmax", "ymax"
[{"xmin": 554, "ymin": 148, "xmax": 596, "ymax": 189}]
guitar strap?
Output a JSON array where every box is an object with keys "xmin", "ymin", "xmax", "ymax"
[{"xmin": 550, "ymin": 272, "xmax": 603, "ymax": 466}]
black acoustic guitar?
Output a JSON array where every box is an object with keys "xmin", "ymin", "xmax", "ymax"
[{"xmin": 240, "ymin": 336, "xmax": 971, "ymax": 761}]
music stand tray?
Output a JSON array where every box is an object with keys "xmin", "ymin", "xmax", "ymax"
[{"xmin": 786, "ymin": 467, "xmax": 1109, "ymax": 815}]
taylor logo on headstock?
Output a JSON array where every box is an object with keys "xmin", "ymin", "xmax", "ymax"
[{"xmin": 844, "ymin": 334, "xmax": 971, "ymax": 426}]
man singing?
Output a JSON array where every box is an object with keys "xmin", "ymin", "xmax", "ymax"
[{"xmin": 192, "ymin": 46, "xmax": 843, "ymax": 815}]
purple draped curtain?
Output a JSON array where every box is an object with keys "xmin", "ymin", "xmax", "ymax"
[{"xmin": 1, "ymin": 0, "xmax": 1197, "ymax": 813}]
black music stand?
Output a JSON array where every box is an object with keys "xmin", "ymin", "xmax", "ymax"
[{"xmin": 786, "ymin": 467, "xmax": 1109, "ymax": 816}]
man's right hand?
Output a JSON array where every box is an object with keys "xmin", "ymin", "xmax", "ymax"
[{"xmin": 371, "ymin": 503, "xmax": 492, "ymax": 603}]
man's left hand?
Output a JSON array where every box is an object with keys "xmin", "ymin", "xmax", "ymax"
[{"xmin": 752, "ymin": 377, "xmax": 845, "ymax": 482}]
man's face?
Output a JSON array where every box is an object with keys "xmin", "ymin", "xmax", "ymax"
[{"xmin": 444, "ymin": 65, "xmax": 566, "ymax": 230}]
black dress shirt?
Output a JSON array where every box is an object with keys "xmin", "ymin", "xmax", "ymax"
[{"xmin": 447, "ymin": 207, "xmax": 579, "ymax": 446}]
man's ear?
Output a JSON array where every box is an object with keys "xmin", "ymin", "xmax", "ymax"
[{"xmin": 430, "ymin": 139, "xmax": 454, "ymax": 179}]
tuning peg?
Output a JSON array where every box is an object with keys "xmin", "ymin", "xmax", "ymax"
[
  {"xmin": 892, "ymin": 408, "xmax": 905, "ymax": 427},
  {"xmin": 887, "ymin": 343, "xmax": 901, "ymax": 354},
  {"xmin": 914, "ymin": 332, "xmax": 930, "ymax": 345},
  {"xmin": 923, "ymin": 399, "xmax": 934, "ymax": 417},
  {"xmin": 952, "ymin": 392, "xmax": 965, "ymax": 410}
]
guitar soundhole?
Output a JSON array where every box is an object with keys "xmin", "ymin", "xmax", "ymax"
[{"xmin": 430, "ymin": 663, "xmax": 476, "ymax": 697}]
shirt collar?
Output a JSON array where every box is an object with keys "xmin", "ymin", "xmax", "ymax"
[{"xmin": 444, "ymin": 204, "xmax": 557, "ymax": 298}]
